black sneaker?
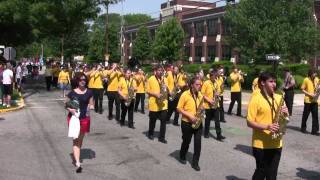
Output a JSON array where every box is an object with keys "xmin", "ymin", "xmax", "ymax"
[
  {"xmin": 173, "ymin": 123, "xmax": 180, "ymax": 126},
  {"xmin": 129, "ymin": 125, "xmax": 135, "ymax": 129},
  {"xmin": 204, "ymin": 135, "xmax": 209, "ymax": 138},
  {"xmin": 179, "ymin": 158, "xmax": 187, "ymax": 164},
  {"xmin": 217, "ymin": 135, "xmax": 226, "ymax": 142},
  {"xmin": 301, "ymin": 129, "xmax": 307, "ymax": 134},
  {"xmin": 311, "ymin": 132, "xmax": 320, "ymax": 136},
  {"xmin": 158, "ymin": 139, "xmax": 167, "ymax": 144},
  {"xmin": 148, "ymin": 134, "xmax": 154, "ymax": 140},
  {"xmin": 76, "ymin": 166, "xmax": 82, "ymax": 173},
  {"xmin": 220, "ymin": 120, "xmax": 226, "ymax": 123},
  {"xmin": 141, "ymin": 111, "xmax": 145, "ymax": 114},
  {"xmin": 191, "ymin": 164, "xmax": 200, "ymax": 171},
  {"xmin": 108, "ymin": 116, "xmax": 113, "ymax": 120}
]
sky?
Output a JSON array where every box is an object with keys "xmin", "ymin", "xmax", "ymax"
[{"xmin": 106, "ymin": 0, "xmax": 230, "ymax": 18}]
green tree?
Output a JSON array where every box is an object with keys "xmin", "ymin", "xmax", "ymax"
[
  {"xmin": 152, "ymin": 18, "xmax": 185, "ymax": 63},
  {"xmin": 225, "ymin": 0, "xmax": 320, "ymax": 63},
  {"xmin": 132, "ymin": 26, "xmax": 151, "ymax": 64},
  {"xmin": 0, "ymin": 0, "xmax": 33, "ymax": 46}
]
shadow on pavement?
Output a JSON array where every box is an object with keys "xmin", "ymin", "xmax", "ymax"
[
  {"xmin": 287, "ymin": 125, "xmax": 303, "ymax": 133},
  {"xmin": 169, "ymin": 150, "xmax": 193, "ymax": 165},
  {"xmin": 296, "ymin": 167, "xmax": 320, "ymax": 179},
  {"xmin": 234, "ymin": 144, "xmax": 252, "ymax": 156},
  {"xmin": 142, "ymin": 131, "xmax": 160, "ymax": 139},
  {"xmin": 80, "ymin": 148, "xmax": 96, "ymax": 160},
  {"xmin": 225, "ymin": 175, "xmax": 247, "ymax": 180}
]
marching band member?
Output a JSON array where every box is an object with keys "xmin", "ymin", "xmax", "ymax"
[
  {"xmin": 105, "ymin": 63, "xmax": 121, "ymax": 121},
  {"xmin": 118, "ymin": 68, "xmax": 137, "ymax": 128},
  {"xmin": 217, "ymin": 66, "xmax": 226, "ymax": 123},
  {"xmin": 134, "ymin": 68, "xmax": 146, "ymax": 114},
  {"xmin": 177, "ymin": 76, "xmax": 203, "ymax": 171},
  {"xmin": 177, "ymin": 65, "xmax": 188, "ymax": 92},
  {"xmin": 166, "ymin": 65, "xmax": 180, "ymax": 126},
  {"xmin": 88, "ymin": 64, "xmax": 105, "ymax": 114},
  {"xmin": 58, "ymin": 66, "xmax": 71, "ymax": 98},
  {"xmin": 300, "ymin": 69, "xmax": 319, "ymax": 135},
  {"xmin": 201, "ymin": 69, "xmax": 225, "ymax": 141},
  {"xmin": 227, "ymin": 66, "xmax": 244, "ymax": 117},
  {"xmin": 283, "ymin": 68, "xmax": 295, "ymax": 116},
  {"xmin": 146, "ymin": 65, "xmax": 169, "ymax": 144},
  {"xmin": 247, "ymin": 72, "xmax": 288, "ymax": 180}
]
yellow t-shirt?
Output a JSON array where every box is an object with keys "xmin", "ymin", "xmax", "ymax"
[
  {"xmin": 167, "ymin": 71, "xmax": 174, "ymax": 93},
  {"xmin": 201, "ymin": 80, "xmax": 219, "ymax": 109},
  {"xmin": 247, "ymin": 92, "xmax": 283, "ymax": 149},
  {"xmin": 216, "ymin": 76, "xmax": 224, "ymax": 96},
  {"xmin": 230, "ymin": 72, "xmax": 243, "ymax": 92},
  {"xmin": 146, "ymin": 75, "xmax": 168, "ymax": 112},
  {"xmin": 301, "ymin": 77, "xmax": 317, "ymax": 103},
  {"xmin": 58, "ymin": 71, "xmax": 70, "ymax": 84},
  {"xmin": 106, "ymin": 70, "xmax": 120, "ymax": 92},
  {"xmin": 177, "ymin": 90, "xmax": 203, "ymax": 123},
  {"xmin": 135, "ymin": 74, "xmax": 145, "ymax": 93},
  {"xmin": 88, "ymin": 71, "xmax": 104, "ymax": 89},
  {"xmin": 177, "ymin": 72, "xmax": 187, "ymax": 88},
  {"xmin": 118, "ymin": 77, "xmax": 137, "ymax": 97},
  {"xmin": 252, "ymin": 77, "xmax": 260, "ymax": 92}
]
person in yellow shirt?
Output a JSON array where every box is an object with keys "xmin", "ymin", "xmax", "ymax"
[
  {"xmin": 252, "ymin": 77, "xmax": 259, "ymax": 92},
  {"xmin": 105, "ymin": 63, "xmax": 121, "ymax": 121},
  {"xmin": 177, "ymin": 65, "xmax": 188, "ymax": 91},
  {"xmin": 134, "ymin": 68, "xmax": 146, "ymax": 114},
  {"xmin": 227, "ymin": 66, "xmax": 244, "ymax": 117},
  {"xmin": 217, "ymin": 66, "xmax": 226, "ymax": 123},
  {"xmin": 177, "ymin": 76, "xmax": 203, "ymax": 171},
  {"xmin": 247, "ymin": 72, "xmax": 288, "ymax": 180},
  {"xmin": 201, "ymin": 70, "xmax": 225, "ymax": 141},
  {"xmin": 146, "ymin": 65, "xmax": 169, "ymax": 144},
  {"xmin": 301, "ymin": 69, "xmax": 319, "ymax": 135},
  {"xmin": 88, "ymin": 64, "xmax": 105, "ymax": 114},
  {"xmin": 166, "ymin": 65, "xmax": 180, "ymax": 126},
  {"xmin": 118, "ymin": 68, "xmax": 137, "ymax": 128},
  {"xmin": 52, "ymin": 64, "xmax": 60, "ymax": 88},
  {"xmin": 58, "ymin": 66, "xmax": 70, "ymax": 98}
]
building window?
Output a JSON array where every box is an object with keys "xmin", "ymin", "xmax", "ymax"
[
  {"xmin": 184, "ymin": 46, "xmax": 190, "ymax": 60},
  {"xmin": 222, "ymin": 46, "xmax": 232, "ymax": 60},
  {"xmin": 223, "ymin": 20, "xmax": 232, "ymax": 35},
  {"xmin": 150, "ymin": 29, "xmax": 155, "ymax": 40},
  {"xmin": 207, "ymin": 46, "xmax": 216, "ymax": 61},
  {"xmin": 207, "ymin": 19, "xmax": 219, "ymax": 36},
  {"xmin": 132, "ymin": 32, "xmax": 136, "ymax": 41},
  {"xmin": 183, "ymin": 23, "xmax": 192, "ymax": 38},
  {"xmin": 195, "ymin": 46, "xmax": 202, "ymax": 62},
  {"xmin": 195, "ymin": 21, "xmax": 204, "ymax": 38}
]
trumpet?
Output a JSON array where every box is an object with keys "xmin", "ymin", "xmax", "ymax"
[{"xmin": 239, "ymin": 70, "xmax": 247, "ymax": 76}]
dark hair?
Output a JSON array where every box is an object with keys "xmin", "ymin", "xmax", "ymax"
[
  {"xmin": 152, "ymin": 64, "xmax": 162, "ymax": 71},
  {"xmin": 308, "ymin": 69, "xmax": 316, "ymax": 77},
  {"xmin": 188, "ymin": 76, "xmax": 200, "ymax": 88},
  {"xmin": 209, "ymin": 68, "xmax": 218, "ymax": 77},
  {"xmin": 74, "ymin": 72, "xmax": 88, "ymax": 87},
  {"xmin": 258, "ymin": 71, "xmax": 276, "ymax": 90}
]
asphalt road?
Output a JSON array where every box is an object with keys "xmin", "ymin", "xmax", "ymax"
[{"xmin": 0, "ymin": 77, "xmax": 319, "ymax": 180}]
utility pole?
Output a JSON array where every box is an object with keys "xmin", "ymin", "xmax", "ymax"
[{"xmin": 120, "ymin": 0, "xmax": 124, "ymax": 65}]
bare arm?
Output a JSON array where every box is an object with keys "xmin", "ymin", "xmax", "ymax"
[{"xmin": 177, "ymin": 108, "xmax": 197, "ymax": 124}]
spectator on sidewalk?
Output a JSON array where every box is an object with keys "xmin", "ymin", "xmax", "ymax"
[
  {"xmin": 2, "ymin": 63, "xmax": 13, "ymax": 107},
  {"xmin": 44, "ymin": 64, "xmax": 53, "ymax": 91},
  {"xmin": 15, "ymin": 62, "xmax": 23, "ymax": 92},
  {"xmin": 0, "ymin": 64, "xmax": 4, "ymax": 104}
]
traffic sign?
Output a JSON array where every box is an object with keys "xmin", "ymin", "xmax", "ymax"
[{"xmin": 266, "ymin": 54, "xmax": 281, "ymax": 61}]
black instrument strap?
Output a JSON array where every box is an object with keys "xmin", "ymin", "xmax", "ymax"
[
  {"xmin": 261, "ymin": 91, "xmax": 276, "ymax": 120},
  {"xmin": 191, "ymin": 90, "xmax": 199, "ymax": 112}
]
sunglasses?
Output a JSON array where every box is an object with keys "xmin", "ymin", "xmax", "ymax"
[{"xmin": 80, "ymin": 78, "xmax": 86, "ymax": 82}]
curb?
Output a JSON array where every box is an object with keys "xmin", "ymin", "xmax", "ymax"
[{"xmin": 0, "ymin": 93, "xmax": 25, "ymax": 113}]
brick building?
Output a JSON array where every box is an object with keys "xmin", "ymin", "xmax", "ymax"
[{"xmin": 123, "ymin": 0, "xmax": 238, "ymax": 64}]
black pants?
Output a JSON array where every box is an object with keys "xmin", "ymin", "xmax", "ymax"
[
  {"xmin": 134, "ymin": 93, "xmax": 145, "ymax": 112},
  {"xmin": 228, "ymin": 92, "xmax": 242, "ymax": 116},
  {"xmin": 252, "ymin": 147, "xmax": 282, "ymax": 180},
  {"xmin": 301, "ymin": 102, "xmax": 319, "ymax": 133},
  {"xmin": 120, "ymin": 100, "xmax": 134, "ymax": 127},
  {"xmin": 45, "ymin": 76, "xmax": 52, "ymax": 91},
  {"xmin": 148, "ymin": 110, "xmax": 167, "ymax": 140},
  {"xmin": 92, "ymin": 88, "xmax": 104, "ymax": 113},
  {"xmin": 284, "ymin": 89, "xmax": 294, "ymax": 116},
  {"xmin": 167, "ymin": 93, "xmax": 180, "ymax": 124},
  {"xmin": 107, "ymin": 91, "xmax": 120, "ymax": 121},
  {"xmin": 53, "ymin": 77, "xmax": 58, "ymax": 88},
  {"xmin": 204, "ymin": 109, "xmax": 221, "ymax": 136},
  {"xmin": 219, "ymin": 95, "xmax": 225, "ymax": 121},
  {"xmin": 180, "ymin": 121, "xmax": 202, "ymax": 166}
]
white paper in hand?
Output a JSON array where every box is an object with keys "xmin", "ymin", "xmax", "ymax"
[{"xmin": 68, "ymin": 111, "xmax": 80, "ymax": 139}]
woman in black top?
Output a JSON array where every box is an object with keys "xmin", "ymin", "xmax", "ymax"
[{"xmin": 66, "ymin": 72, "xmax": 93, "ymax": 173}]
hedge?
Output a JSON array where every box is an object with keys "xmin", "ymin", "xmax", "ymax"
[{"xmin": 141, "ymin": 61, "xmax": 312, "ymax": 90}]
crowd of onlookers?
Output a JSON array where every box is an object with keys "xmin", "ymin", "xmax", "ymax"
[{"xmin": 0, "ymin": 59, "xmax": 41, "ymax": 107}]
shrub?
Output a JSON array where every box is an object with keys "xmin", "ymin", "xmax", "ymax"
[{"xmin": 294, "ymin": 75, "xmax": 304, "ymax": 89}]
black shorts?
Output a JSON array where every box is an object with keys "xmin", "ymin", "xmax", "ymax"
[{"xmin": 3, "ymin": 84, "xmax": 13, "ymax": 95}]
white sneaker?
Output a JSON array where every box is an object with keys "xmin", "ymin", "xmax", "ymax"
[{"xmin": 3, "ymin": 103, "xmax": 6, "ymax": 107}]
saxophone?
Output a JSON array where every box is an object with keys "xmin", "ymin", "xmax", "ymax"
[
  {"xmin": 211, "ymin": 82, "xmax": 220, "ymax": 109},
  {"xmin": 192, "ymin": 97, "xmax": 206, "ymax": 129},
  {"xmin": 125, "ymin": 79, "xmax": 135, "ymax": 106},
  {"xmin": 169, "ymin": 74, "xmax": 181, "ymax": 101},
  {"xmin": 313, "ymin": 82, "xmax": 320, "ymax": 101},
  {"xmin": 157, "ymin": 72, "xmax": 168, "ymax": 105},
  {"xmin": 272, "ymin": 91, "xmax": 290, "ymax": 139}
]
